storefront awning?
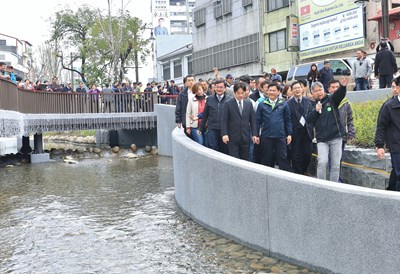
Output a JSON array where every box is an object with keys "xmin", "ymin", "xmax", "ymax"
[{"xmin": 368, "ymin": 7, "xmax": 400, "ymax": 21}]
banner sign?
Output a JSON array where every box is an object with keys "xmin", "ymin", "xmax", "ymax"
[{"xmin": 298, "ymin": 0, "xmax": 364, "ymax": 59}]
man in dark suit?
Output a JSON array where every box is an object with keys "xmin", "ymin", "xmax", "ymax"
[
  {"xmin": 198, "ymin": 79, "xmax": 232, "ymax": 154},
  {"xmin": 221, "ymin": 82, "xmax": 258, "ymax": 160},
  {"xmin": 175, "ymin": 75, "xmax": 195, "ymax": 136},
  {"xmin": 287, "ymin": 81, "xmax": 314, "ymax": 174},
  {"xmin": 249, "ymin": 76, "xmax": 266, "ymax": 103}
]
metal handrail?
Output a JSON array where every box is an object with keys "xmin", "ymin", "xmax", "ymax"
[{"xmin": 0, "ymin": 78, "xmax": 177, "ymax": 114}]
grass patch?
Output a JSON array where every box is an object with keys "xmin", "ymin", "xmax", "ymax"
[{"xmin": 44, "ymin": 130, "xmax": 96, "ymax": 137}]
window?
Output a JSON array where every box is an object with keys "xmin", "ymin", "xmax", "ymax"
[
  {"xmin": 269, "ymin": 29, "xmax": 286, "ymax": 52},
  {"xmin": 287, "ymin": 68, "xmax": 295, "ymax": 82},
  {"xmin": 294, "ymin": 65, "xmax": 310, "ymax": 81},
  {"xmin": 266, "ymin": 0, "xmax": 289, "ymax": 12},
  {"xmin": 213, "ymin": 1, "xmax": 223, "ymax": 19},
  {"xmin": 222, "ymin": 0, "xmax": 232, "ymax": 15},
  {"xmin": 163, "ymin": 63, "xmax": 171, "ymax": 80},
  {"xmin": 242, "ymin": 0, "xmax": 253, "ymax": 7},
  {"xmin": 192, "ymin": 33, "xmax": 259, "ymax": 74},
  {"xmin": 194, "ymin": 8, "xmax": 206, "ymax": 27},
  {"xmin": 330, "ymin": 60, "xmax": 350, "ymax": 76},
  {"xmin": 174, "ymin": 60, "xmax": 182, "ymax": 78},
  {"xmin": 0, "ymin": 40, "xmax": 6, "ymax": 46},
  {"xmin": 187, "ymin": 57, "xmax": 192, "ymax": 74}
]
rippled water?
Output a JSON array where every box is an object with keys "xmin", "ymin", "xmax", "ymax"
[{"xmin": 0, "ymin": 156, "xmax": 315, "ymax": 273}]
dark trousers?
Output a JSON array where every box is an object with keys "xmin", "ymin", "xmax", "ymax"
[
  {"xmin": 228, "ymin": 141, "xmax": 249, "ymax": 160},
  {"xmin": 208, "ymin": 129, "xmax": 228, "ymax": 154},
  {"xmin": 261, "ymin": 137, "xmax": 292, "ymax": 172},
  {"xmin": 291, "ymin": 128, "xmax": 312, "ymax": 174},
  {"xmin": 379, "ymin": 74, "xmax": 393, "ymax": 89},
  {"xmin": 253, "ymin": 143, "xmax": 262, "ymax": 164},
  {"xmin": 390, "ymin": 153, "xmax": 400, "ymax": 191}
]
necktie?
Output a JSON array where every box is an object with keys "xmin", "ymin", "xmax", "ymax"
[
  {"xmin": 297, "ymin": 98, "xmax": 304, "ymax": 115},
  {"xmin": 239, "ymin": 101, "xmax": 243, "ymax": 115},
  {"xmin": 271, "ymin": 101, "xmax": 275, "ymax": 109},
  {"xmin": 218, "ymin": 95, "xmax": 222, "ymax": 102}
]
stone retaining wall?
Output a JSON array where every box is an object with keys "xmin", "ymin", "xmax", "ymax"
[{"xmin": 172, "ymin": 128, "xmax": 400, "ymax": 274}]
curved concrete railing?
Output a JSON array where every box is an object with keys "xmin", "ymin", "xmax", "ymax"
[{"xmin": 172, "ymin": 128, "xmax": 400, "ymax": 274}]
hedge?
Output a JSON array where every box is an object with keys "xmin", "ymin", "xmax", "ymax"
[{"xmin": 351, "ymin": 99, "xmax": 386, "ymax": 148}]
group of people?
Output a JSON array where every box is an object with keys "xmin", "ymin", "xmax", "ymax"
[{"xmin": 175, "ymin": 71, "xmax": 355, "ymax": 183}]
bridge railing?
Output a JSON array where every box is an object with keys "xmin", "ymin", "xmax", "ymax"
[{"xmin": 0, "ymin": 78, "xmax": 177, "ymax": 114}]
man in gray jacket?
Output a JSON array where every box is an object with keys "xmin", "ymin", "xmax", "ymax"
[{"xmin": 353, "ymin": 50, "xmax": 372, "ymax": 90}]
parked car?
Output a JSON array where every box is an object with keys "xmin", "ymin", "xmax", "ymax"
[{"xmin": 286, "ymin": 59, "xmax": 355, "ymax": 91}]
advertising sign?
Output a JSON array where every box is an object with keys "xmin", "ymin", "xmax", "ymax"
[
  {"xmin": 298, "ymin": 0, "xmax": 364, "ymax": 59},
  {"xmin": 287, "ymin": 15, "xmax": 299, "ymax": 51}
]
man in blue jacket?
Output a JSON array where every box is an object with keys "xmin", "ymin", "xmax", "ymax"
[
  {"xmin": 256, "ymin": 82, "xmax": 292, "ymax": 171},
  {"xmin": 319, "ymin": 60, "xmax": 334, "ymax": 92}
]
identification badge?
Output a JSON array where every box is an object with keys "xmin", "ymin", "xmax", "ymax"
[
  {"xmin": 327, "ymin": 107, "xmax": 332, "ymax": 112},
  {"xmin": 300, "ymin": 116, "xmax": 306, "ymax": 126}
]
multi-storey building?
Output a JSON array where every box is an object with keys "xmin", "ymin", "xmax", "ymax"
[
  {"xmin": 191, "ymin": 0, "xmax": 262, "ymax": 80},
  {"xmin": 0, "ymin": 33, "xmax": 32, "ymax": 79},
  {"xmin": 151, "ymin": 0, "xmax": 196, "ymax": 34}
]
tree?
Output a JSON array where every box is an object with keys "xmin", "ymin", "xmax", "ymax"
[
  {"xmin": 49, "ymin": 5, "xmax": 98, "ymax": 84},
  {"xmin": 48, "ymin": 2, "xmax": 151, "ymax": 85},
  {"xmin": 31, "ymin": 42, "xmax": 62, "ymax": 82},
  {"xmin": 92, "ymin": 8, "xmax": 150, "ymax": 83}
]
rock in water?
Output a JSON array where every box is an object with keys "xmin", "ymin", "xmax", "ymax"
[
  {"xmin": 126, "ymin": 153, "xmax": 138, "ymax": 159},
  {"xmin": 130, "ymin": 144, "xmax": 137, "ymax": 152},
  {"xmin": 112, "ymin": 146, "xmax": 120, "ymax": 153},
  {"xmin": 144, "ymin": 145, "xmax": 152, "ymax": 153}
]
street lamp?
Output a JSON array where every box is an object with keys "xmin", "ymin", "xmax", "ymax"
[{"xmin": 354, "ymin": 0, "xmax": 389, "ymax": 39}]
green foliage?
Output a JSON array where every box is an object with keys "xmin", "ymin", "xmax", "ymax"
[
  {"xmin": 44, "ymin": 130, "xmax": 96, "ymax": 137},
  {"xmin": 49, "ymin": 5, "xmax": 150, "ymax": 85},
  {"xmin": 351, "ymin": 100, "xmax": 386, "ymax": 148}
]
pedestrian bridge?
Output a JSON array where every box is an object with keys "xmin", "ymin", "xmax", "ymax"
[{"xmin": 0, "ymin": 78, "xmax": 175, "ymax": 138}]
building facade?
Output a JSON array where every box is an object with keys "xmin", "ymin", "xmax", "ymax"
[
  {"xmin": 191, "ymin": 0, "xmax": 262, "ymax": 80},
  {"xmin": 262, "ymin": 0, "xmax": 400, "ymax": 78},
  {"xmin": 0, "ymin": 33, "xmax": 32, "ymax": 79},
  {"xmin": 156, "ymin": 35, "xmax": 192, "ymax": 83}
]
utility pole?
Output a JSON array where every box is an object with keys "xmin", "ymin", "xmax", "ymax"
[
  {"xmin": 381, "ymin": 0, "xmax": 389, "ymax": 39},
  {"xmin": 186, "ymin": 0, "xmax": 190, "ymax": 34},
  {"xmin": 134, "ymin": 49, "xmax": 139, "ymax": 84}
]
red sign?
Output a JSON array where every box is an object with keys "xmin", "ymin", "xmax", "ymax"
[{"xmin": 300, "ymin": 5, "xmax": 311, "ymax": 16}]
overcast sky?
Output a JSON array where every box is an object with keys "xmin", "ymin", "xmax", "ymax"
[{"xmin": 1, "ymin": 0, "xmax": 153, "ymax": 81}]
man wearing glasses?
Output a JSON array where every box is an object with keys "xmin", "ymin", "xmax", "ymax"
[{"xmin": 198, "ymin": 79, "xmax": 232, "ymax": 154}]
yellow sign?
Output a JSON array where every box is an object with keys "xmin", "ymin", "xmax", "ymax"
[{"xmin": 298, "ymin": 0, "xmax": 358, "ymax": 24}]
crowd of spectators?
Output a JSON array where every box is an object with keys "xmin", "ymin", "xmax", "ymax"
[{"xmin": 175, "ymin": 69, "xmax": 358, "ymax": 186}]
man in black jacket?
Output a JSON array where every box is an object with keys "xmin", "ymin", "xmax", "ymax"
[
  {"xmin": 307, "ymin": 77, "xmax": 348, "ymax": 182},
  {"xmin": 375, "ymin": 76, "xmax": 400, "ymax": 191},
  {"xmin": 375, "ymin": 41, "xmax": 398, "ymax": 88},
  {"xmin": 175, "ymin": 75, "xmax": 195, "ymax": 133},
  {"xmin": 198, "ymin": 79, "xmax": 231, "ymax": 154}
]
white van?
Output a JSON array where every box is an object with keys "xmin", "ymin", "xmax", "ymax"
[{"xmin": 286, "ymin": 59, "xmax": 355, "ymax": 91}]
